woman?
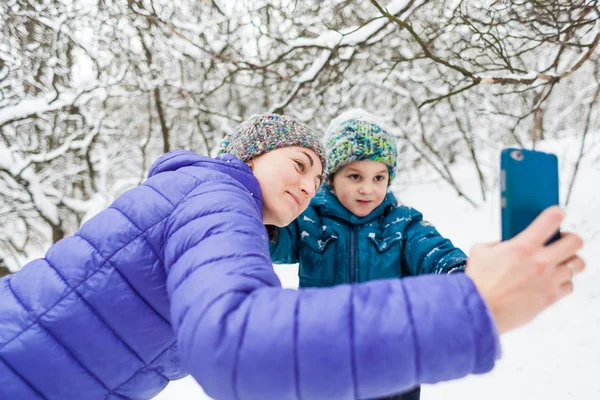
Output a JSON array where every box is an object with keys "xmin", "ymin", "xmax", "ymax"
[{"xmin": 0, "ymin": 113, "xmax": 584, "ymax": 400}]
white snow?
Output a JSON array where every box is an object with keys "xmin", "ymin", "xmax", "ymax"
[
  {"xmin": 296, "ymin": 50, "xmax": 331, "ymax": 84},
  {"xmin": 0, "ymin": 92, "xmax": 77, "ymax": 126},
  {"xmin": 154, "ymin": 137, "xmax": 600, "ymax": 399},
  {"xmin": 288, "ymin": 0, "xmax": 423, "ymax": 49}
]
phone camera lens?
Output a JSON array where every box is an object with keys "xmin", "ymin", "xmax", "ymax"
[{"xmin": 510, "ymin": 150, "xmax": 524, "ymax": 161}]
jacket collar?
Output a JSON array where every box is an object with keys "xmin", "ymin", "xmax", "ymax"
[{"xmin": 149, "ymin": 150, "xmax": 263, "ymax": 212}]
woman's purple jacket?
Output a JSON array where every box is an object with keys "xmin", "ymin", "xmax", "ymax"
[{"xmin": 0, "ymin": 150, "xmax": 500, "ymax": 400}]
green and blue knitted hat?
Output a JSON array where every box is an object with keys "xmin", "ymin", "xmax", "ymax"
[
  {"xmin": 324, "ymin": 109, "xmax": 397, "ymax": 182},
  {"xmin": 218, "ymin": 113, "xmax": 326, "ymax": 169}
]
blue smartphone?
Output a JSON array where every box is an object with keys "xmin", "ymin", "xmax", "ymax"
[{"xmin": 500, "ymin": 148, "xmax": 560, "ymax": 242}]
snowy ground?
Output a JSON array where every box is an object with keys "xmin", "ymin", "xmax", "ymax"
[{"xmin": 155, "ymin": 140, "xmax": 600, "ymax": 399}]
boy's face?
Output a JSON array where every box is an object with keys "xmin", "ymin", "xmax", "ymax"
[
  {"xmin": 250, "ymin": 146, "xmax": 323, "ymax": 227},
  {"xmin": 330, "ymin": 160, "xmax": 389, "ymax": 217}
]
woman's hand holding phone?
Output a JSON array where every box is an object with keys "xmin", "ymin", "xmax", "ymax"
[{"xmin": 466, "ymin": 207, "xmax": 584, "ymax": 334}]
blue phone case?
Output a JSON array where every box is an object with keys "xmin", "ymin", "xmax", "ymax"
[{"xmin": 500, "ymin": 148, "xmax": 560, "ymax": 242}]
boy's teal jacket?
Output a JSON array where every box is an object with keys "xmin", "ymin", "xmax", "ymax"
[{"xmin": 270, "ymin": 185, "xmax": 467, "ymax": 287}]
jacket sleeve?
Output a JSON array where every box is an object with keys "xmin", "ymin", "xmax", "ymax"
[
  {"xmin": 165, "ymin": 178, "xmax": 499, "ymax": 400},
  {"xmin": 269, "ymin": 221, "xmax": 300, "ymax": 264},
  {"xmin": 402, "ymin": 208, "xmax": 467, "ymax": 276}
]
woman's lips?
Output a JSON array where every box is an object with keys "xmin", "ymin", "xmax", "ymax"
[{"xmin": 286, "ymin": 191, "xmax": 300, "ymax": 206}]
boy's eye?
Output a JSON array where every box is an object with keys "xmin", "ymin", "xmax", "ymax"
[
  {"xmin": 348, "ymin": 174, "xmax": 360, "ymax": 180},
  {"xmin": 374, "ymin": 175, "xmax": 385, "ymax": 182},
  {"xmin": 294, "ymin": 160, "xmax": 306, "ymax": 172}
]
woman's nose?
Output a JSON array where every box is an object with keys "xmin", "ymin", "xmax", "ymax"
[{"xmin": 301, "ymin": 179, "xmax": 316, "ymax": 198}]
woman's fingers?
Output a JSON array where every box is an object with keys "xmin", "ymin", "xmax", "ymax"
[
  {"xmin": 565, "ymin": 255, "xmax": 586, "ymax": 276},
  {"xmin": 540, "ymin": 232, "xmax": 584, "ymax": 265},
  {"xmin": 557, "ymin": 279, "xmax": 575, "ymax": 300},
  {"xmin": 513, "ymin": 206, "xmax": 564, "ymax": 247},
  {"xmin": 554, "ymin": 255, "xmax": 586, "ymax": 284}
]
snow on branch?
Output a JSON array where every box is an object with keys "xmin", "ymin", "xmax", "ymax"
[
  {"xmin": 370, "ymin": 0, "xmax": 600, "ymax": 107},
  {"xmin": 0, "ymin": 142, "xmax": 60, "ymax": 226},
  {"xmin": 0, "ymin": 87, "xmax": 108, "ymax": 127},
  {"xmin": 270, "ymin": 49, "xmax": 333, "ymax": 114},
  {"xmin": 0, "ymin": 92, "xmax": 77, "ymax": 126},
  {"xmin": 476, "ymin": 27, "xmax": 600, "ymax": 85},
  {"xmin": 289, "ymin": 0, "xmax": 422, "ymax": 49}
]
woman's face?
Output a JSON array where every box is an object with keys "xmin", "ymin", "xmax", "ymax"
[{"xmin": 250, "ymin": 146, "xmax": 323, "ymax": 227}]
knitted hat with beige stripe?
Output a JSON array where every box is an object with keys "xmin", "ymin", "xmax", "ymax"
[{"xmin": 218, "ymin": 113, "xmax": 326, "ymax": 169}]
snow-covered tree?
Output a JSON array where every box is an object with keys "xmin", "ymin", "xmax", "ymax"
[{"xmin": 0, "ymin": 0, "xmax": 598, "ymax": 267}]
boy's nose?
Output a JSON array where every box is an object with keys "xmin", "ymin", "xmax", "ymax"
[{"xmin": 359, "ymin": 183, "xmax": 373, "ymax": 194}]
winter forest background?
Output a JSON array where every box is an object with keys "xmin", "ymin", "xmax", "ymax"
[{"xmin": 0, "ymin": 0, "xmax": 599, "ymax": 274}]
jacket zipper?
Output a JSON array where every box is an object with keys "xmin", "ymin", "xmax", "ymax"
[{"xmin": 349, "ymin": 227, "xmax": 356, "ymax": 283}]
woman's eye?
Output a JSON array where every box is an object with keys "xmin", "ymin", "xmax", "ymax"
[{"xmin": 295, "ymin": 160, "xmax": 305, "ymax": 172}]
